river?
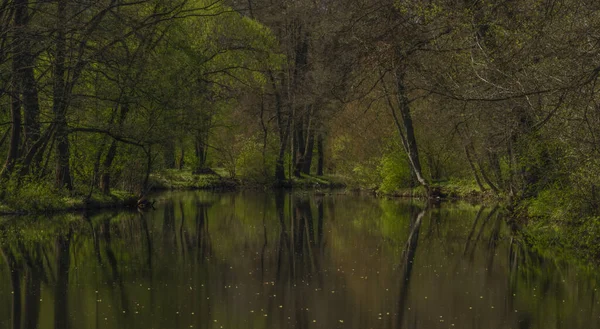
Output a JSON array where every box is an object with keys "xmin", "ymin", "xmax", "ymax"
[{"xmin": 0, "ymin": 190, "xmax": 598, "ymax": 329}]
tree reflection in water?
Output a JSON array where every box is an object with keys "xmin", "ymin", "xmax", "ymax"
[{"xmin": 0, "ymin": 191, "xmax": 598, "ymax": 329}]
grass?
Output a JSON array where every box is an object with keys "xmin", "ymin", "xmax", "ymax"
[
  {"xmin": 341, "ymin": 178, "xmax": 500, "ymax": 201},
  {"xmin": 274, "ymin": 173, "xmax": 347, "ymax": 189},
  {"xmin": 435, "ymin": 180, "xmax": 499, "ymax": 201},
  {"xmin": 149, "ymin": 169, "xmax": 238, "ymax": 190},
  {"xmin": 519, "ymin": 215, "xmax": 600, "ymax": 268},
  {"xmin": 0, "ymin": 184, "xmax": 137, "ymax": 215}
]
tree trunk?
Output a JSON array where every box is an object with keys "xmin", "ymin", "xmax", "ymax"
[
  {"xmin": 163, "ymin": 139, "xmax": 176, "ymax": 169},
  {"xmin": 316, "ymin": 133, "xmax": 324, "ymax": 176},
  {"xmin": 0, "ymin": 0, "xmax": 29, "ymax": 179},
  {"xmin": 98, "ymin": 104, "xmax": 130, "ymax": 194},
  {"xmin": 20, "ymin": 0, "xmax": 40, "ymax": 152},
  {"xmin": 395, "ymin": 70, "xmax": 427, "ymax": 191},
  {"xmin": 0, "ymin": 87, "xmax": 21, "ymax": 178},
  {"xmin": 193, "ymin": 132, "xmax": 208, "ymax": 173},
  {"xmin": 301, "ymin": 128, "xmax": 314, "ymax": 175},
  {"xmin": 53, "ymin": 0, "xmax": 72, "ymax": 190},
  {"xmin": 18, "ymin": 124, "xmax": 54, "ymax": 177},
  {"xmin": 293, "ymin": 118, "xmax": 306, "ymax": 177},
  {"xmin": 270, "ymin": 72, "xmax": 289, "ymax": 183},
  {"xmin": 141, "ymin": 145, "xmax": 152, "ymax": 195},
  {"xmin": 487, "ymin": 150, "xmax": 504, "ymax": 189},
  {"xmin": 464, "ymin": 145, "xmax": 486, "ymax": 192},
  {"xmin": 99, "ymin": 141, "xmax": 117, "ymax": 194},
  {"xmin": 385, "ymin": 66, "xmax": 430, "ymax": 195},
  {"xmin": 178, "ymin": 140, "xmax": 185, "ymax": 170}
]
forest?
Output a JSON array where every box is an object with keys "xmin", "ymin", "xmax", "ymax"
[{"xmin": 1, "ymin": 0, "xmax": 600, "ymax": 246}]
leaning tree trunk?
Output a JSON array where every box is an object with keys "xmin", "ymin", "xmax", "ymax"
[
  {"xmin": 464, "ymin": 144, "xmax": 486, "ymax": 192},
  {"xmin": 392, "ymin": 66, "xmax": 430, "ymax": 195}
]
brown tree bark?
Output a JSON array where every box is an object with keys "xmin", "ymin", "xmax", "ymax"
[
  {"xmin": 270, "ymin": 72, "xmax": 290, "ymax": 182},
  {"xmin": 394, "ymin": 68, "xmax": 428, "ymax": 193},
  {"xmin": 193, "ymin": 131, "xmax": 208, "ymax": 173},
  {"xmin": 178, "ymin": 140, "xmax": 185, "ymax": 170},
  {"xmin": 99, "ymin": 141, "xmax": 117, "ymax": 194},
  {"xmin": 53, "ymin": 0, "xmax": 73, "ymax": 190},
  {"xmin": 0, "ymin": 86, "xmax": 22, "ymax": 178},
  {"xmin": 464, "ymin": 144, "xmax": 486, "ymax": 192},
  {"xmin": 293, "ymin": 117, "xmax": 306, "ymax": 177},
  {"xmin": 316, "ymin": 132, "xmax": 324, "ymax": 176},
  {"xmin": 383, "ymin": 66, "xmax": 430, "ymax": 195},
  {"xmin": 301, "ymin": 128, "xmax": 314, "ymax": 175},
  {"xmin": 18, "ymin": 0, "xmax": 40, "ymax": 151},
  {"xmin": 99, "ymin": 104, "xmax": 129, "ymax": 194}
]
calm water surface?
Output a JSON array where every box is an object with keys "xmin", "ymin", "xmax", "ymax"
[{"xmin": 1, "ymin": 191, "xmax": 599, "ymax": 329}]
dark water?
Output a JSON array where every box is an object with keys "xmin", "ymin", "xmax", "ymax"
[{"xmin": 0, "ymin": 191, "xmax": 599, "ymax": 329}]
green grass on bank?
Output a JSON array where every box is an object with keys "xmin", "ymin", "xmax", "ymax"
[
  {"xmin": 516, "ymin": 189, "xmax": 600, "ymax": 264},
  {"xmin": 286, "ymin": 174, "xmax": 347, "ymax": 188},
  {"xmin": 149, "ymin": 169, "xmax": 238, "ymax": 190},
  {"xmin": 0, "ymin": 182, "xmax": 136, "ymax": 215},
  {"xmin": 435, "ymin": 180, "xmax": 499, "ymax": 201},
  {"xmin": 341, "ymin": 178, "xmax": 500, "ymax": 201}
]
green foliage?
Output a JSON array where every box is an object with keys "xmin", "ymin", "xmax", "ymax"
[
  {"xmin": 235, "ymin": 139, "xmax": 276, "ymax": 184},
  {"xmin": 377, "ymin": 151, "xmax": 412, "ymax": 193},
  {"xmin": 350, "ymin": 160, "xmax": 381, "ymax": 190},
  {"xmin": 0, "ymin": 177, "xmax": 137, "ymax": 214},
  {"xmin": 0, "ymin": 178, "xmax": 66, "ymax": 213},
  {"xmin": 149, "ymin": 170, "xmax": 237, "ymax": 190}
]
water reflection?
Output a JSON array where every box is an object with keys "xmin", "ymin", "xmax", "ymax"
[{"xmin": 0, "ymin": 191, "xmax": 599, "ymax": 329}]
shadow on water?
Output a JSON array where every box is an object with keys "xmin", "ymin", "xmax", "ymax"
[{"xmin": 0, "ymin": 191, "xmax": 599, "ymax": 329}]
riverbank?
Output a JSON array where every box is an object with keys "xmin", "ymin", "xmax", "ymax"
[
  {"xmin": 350, "ymin": 180, "xmax": 499, "ymax": 203},
  {"xmin": 0, "ymin": 170, "xmax": 495, "ymax": 216},
  {"xmin": 1, "ymin": 173, "xmax": 597, "ymax": 270},
  {"xmin": 148, "ymin": 169, "xmax": 347, "ymax": 190},
  {"xmin": 149, "ymin": 169, "xmax": 238, "ymax": 190},
  {"xmin": 0, "ymin": 186, "xmax": 137, "ymax": 216},
  {"xmin": 0, "ymin": 170, "xmax": 348, "ymax": 215},
  {"xmin": 514, "ymin": 204, "xmax": 600, "ymax": 266}
]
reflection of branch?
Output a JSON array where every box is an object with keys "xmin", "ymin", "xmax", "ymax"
[
  {"xmin": 0, "ymin": 245, "xmax": 22, "ymax": 329},
  {"xmin": 463, "ymin": 206, "xmax": 485, "ymax": 255},
  {"xmin": 465, "ymin": 206, "xmax": 499, "ymax": 260},
  {"xmin": 397, "ymin": 208, "xmax": 426, "ymax": 328}
]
